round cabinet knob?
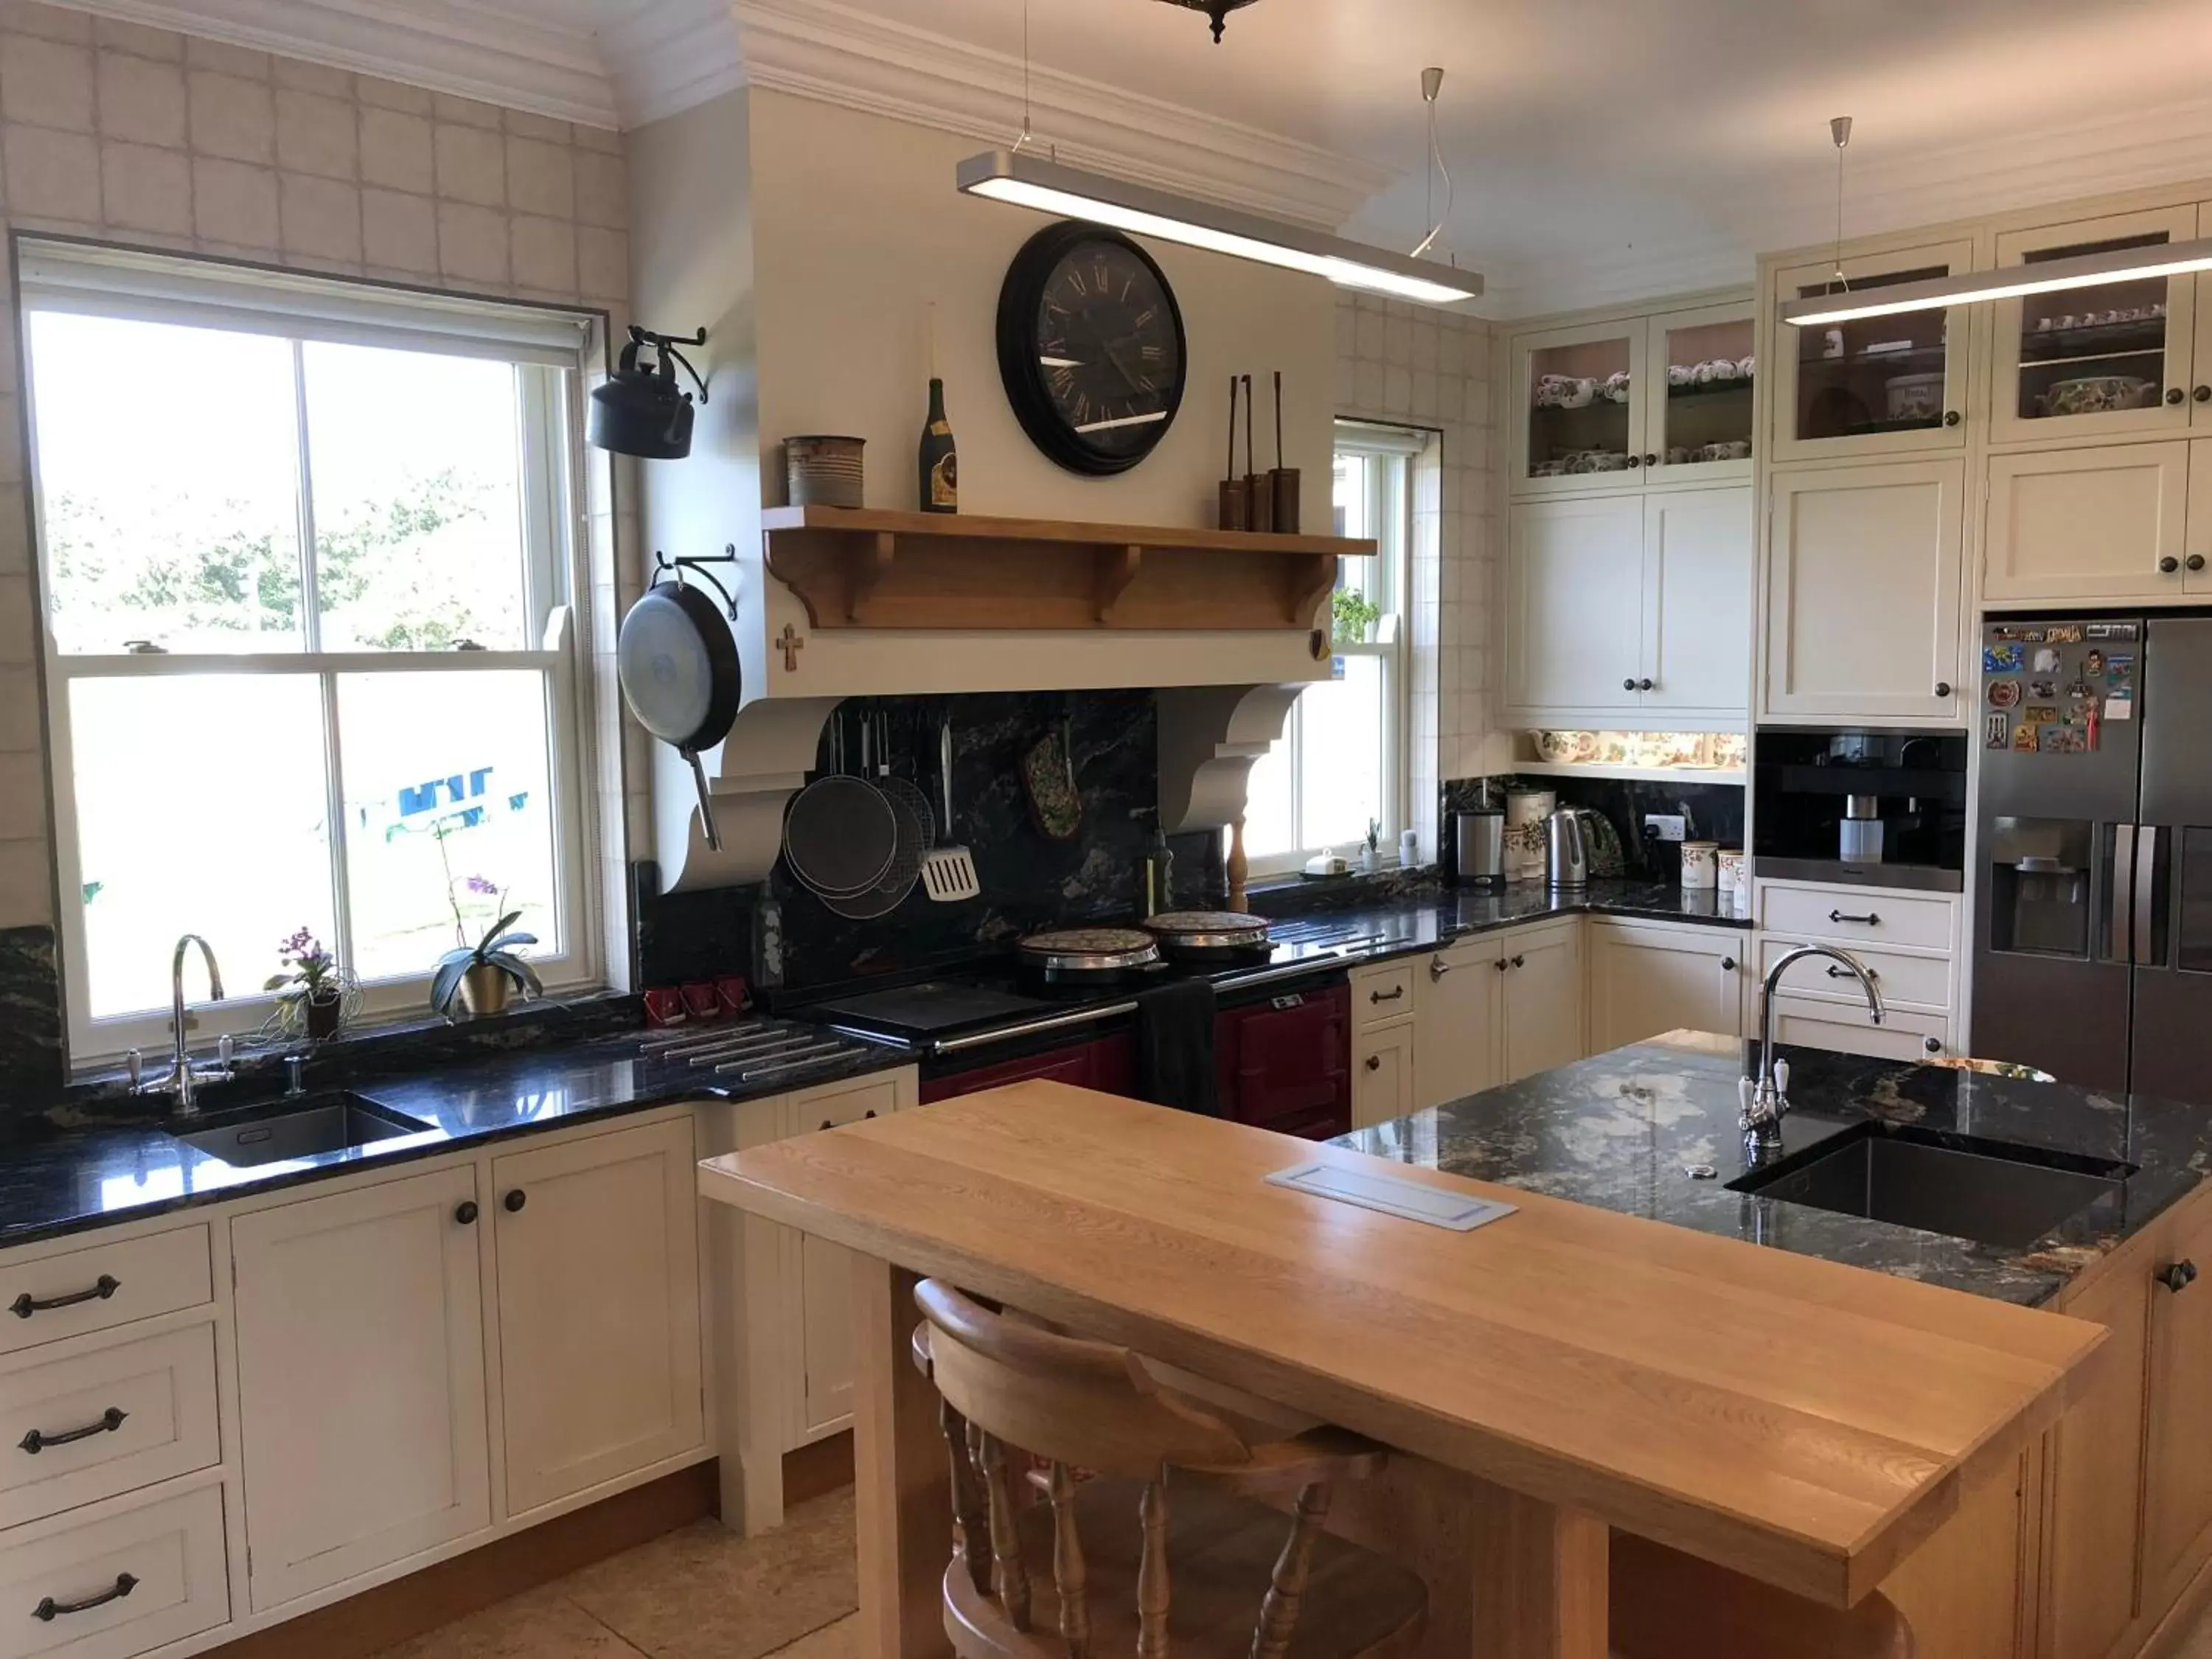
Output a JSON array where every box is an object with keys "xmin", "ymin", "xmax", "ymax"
[
  {"xmin": 1923, "ymin": 1037, "xmax": 1942, "ymax": 1055},
  {"xmin": 1644, "ymin": 453, "xmax": 1659, "ymax": 467},
  {"xmin": 1493, "ymin": 957, "xmax": 1509, "ymax": 973},
  {"xmin": 1942, "ymin": 409, "xmax": 1962, "ymax": 427},
  {"xmin": 2191, "ymin": 555, "xmax": 2208, "ymax": 572},
  {"xmin": 1934, "ymin": 682, "xmax": 1952, "ymax": 698},
  {"xmin": 1638, "ymin": 678, "xmax": 1655, "ymax": 692},
  {"xmin": 502, "ymin": 1189, "xmax": 526, "ymax": 1213},
  {"xmin": 2161, "ymin": 556, "xmax": 2182, "ymax": 574},
  {"xmin": 2196, "ymin": 385, "xmax": 2212, "ymax": 403},
  {"xmin": 1364, "ymin": 1054, "xmax": 1381, "ymax": 1072},
  {"xmin": 1720, "ymin": 957, "xmax": 1737, "ymax": 973},
  {"xmin": 1624, "ymin": 678, "xmax": 1639, "ymax": 692},
  {"xmin": 2167, "ymin": 386, "xmax": 2187, "ymax": 405},
  {"xmin": 1626, "ymin": 453, "xmax": 1642, "ymax": 467},
  {"xmin": 1510, "ymin": 954, "xmax": 1526, "ymax": 969},
  {"xmin": 2161, "ymin": 1260, "xmax": 2200, "ymax": 1293},
  {"xmin": 454, "ymin": 1200, "xmax": 479, "ymax": 1225}
]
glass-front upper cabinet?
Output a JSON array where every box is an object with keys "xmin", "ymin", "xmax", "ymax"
[
  {"xmin": 1770, "ymin": 238, "xmax": 1975, "ymax": 462},
  {"xmin": 1510, "ymin": 319, "xmax": 1648, "ymax": 496},
  {"xmin": 1643, "ymin": 302, "xmax": 1754, "ymax": 484},
  {"xmin": 1990, "ymin": 206, "xmax": 2199, "ymax": 448}
]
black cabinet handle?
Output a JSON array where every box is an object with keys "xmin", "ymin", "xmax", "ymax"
[
  {"xmin": 2160, "ymin": 1260, "xmax": 2200, "ymax": 1293},
  {"xmin": 1826, "ymin": 964, "xmax": 1879, "ymax": 981},
  {"xmin": 864, "ymin": 1109, "xmax": 877, "ymax": 1119},
  {"xmin": 1623, "ymin": 678, "xmax": 1638, "ymax": 692},
  {"xmin": 1638, "ymin": 678, "xmax": 1655, "ymax": 692},
  {"xmin": 19, "ymin": 1407, "xmax": 128, "ymax": 1455},
  {"xmin": 10, "ymin": 1275, "xmax": 119, "ymax": 1319},
  {"xmin": 1644, "ymin": 453, "xmax": 1658, "ymax": 467},
  {"xmin": 1942, "ymin": 409, "xmax": 1961, "ymax": 427},
  {"xmin": 1368, "ymin": 985, "xmax": 1404, "ymax": 1004},
  {"xmin": 1363, "ymin": 1054, "xmax": 1381, "ymax": 1072},
  {"xmin": 1934, "ymin": 681, "xmax": 1952, "ymax": 698},
  {"xmin": 2160, "ymin": 556, "xmax": 2181, "ymax": 574},
  {"xmin": 503, "ymin": 1190, "xmax": 526, "ymax": 1213},
  {"xmin": 1626, "ymin": 453, "xmax": 1642, "ymax": 467},
  {"xmin": 1428, "ymin": 956, "xmax": 1454, "ymax": 981},
  {"xmin": 2197, "ymin": 385, "xmax": 2211, "ymax": 403},
  {"xmin": 1509, "ymin": 954, "xmax": 1526, "ymax": 969},
  {"xmin": 2191, "ymin": 555, "xmax": 2208, "ymax": 573},
  {"xmin": 1923, "ymin": 1036, "xmax": 1943, "ymax": 1055},
  {"xmin": 1493, "ymin": 958, "xmax": 1509, "ymax": 973},
  {"xmin": 1720, "ymin": 957, "xmax": 1737, "ymax": 973},
  {"xmin": 2167, "ymin": 386, "xmax": 2187, "ymax": 405},
  {"xmin": 1829, "ymin": 910, "xmax": 1880, "ymax": 925},
  {"xmin": 454, "ymin": 1200, "xmax": 479, "ymax": 1225},
  {"xmin": 33, "ymin": 1574, "xmax": 136, "ymax": 1621}
]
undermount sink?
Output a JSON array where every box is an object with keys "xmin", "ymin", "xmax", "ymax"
[
  {"xmin": 1728, "ymin": 1121, "xmax": 2137, "ymax": 1250},
  {"xmin": 168, "ymin": 1092, "xmax": 432, "ymax": 1168}
]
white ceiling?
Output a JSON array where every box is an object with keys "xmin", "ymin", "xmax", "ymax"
[{"xmin": 69, "ymin": 0, "xmax": 2212, "ymax": 313}]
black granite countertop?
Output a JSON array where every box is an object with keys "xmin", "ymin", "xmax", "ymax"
[
  {"xmin": 0, "ymin": 1029, "xmax": 914, "ymax": 1252},
  {"xmin": 1339, "ymin": 1033, "xmax": 2212, "ymax": 1307}
]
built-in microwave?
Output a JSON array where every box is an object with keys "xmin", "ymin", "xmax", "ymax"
[{"xmin": 1752, "ymin": 728, "xmax": 1968, "ymax": 892}]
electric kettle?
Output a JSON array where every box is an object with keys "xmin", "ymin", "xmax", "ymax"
[{"xmin": 1546, "ymin": 807, "xmax": 1589, "ymax": 890}]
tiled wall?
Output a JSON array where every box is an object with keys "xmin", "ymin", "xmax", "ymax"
[
  {"xmin": 0, "ymin": 2, "xmax": 642, "ymax": 1080},
  {"xmin": 1332, "ymin": 293, "xmax": 1497, "ymax": 863}
]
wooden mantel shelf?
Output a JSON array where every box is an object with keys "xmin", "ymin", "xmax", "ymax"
[{"xmin": 759, "ymin": 505, "xmax": 1374, "ymax": 633}]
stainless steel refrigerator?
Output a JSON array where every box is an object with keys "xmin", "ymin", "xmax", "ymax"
[{"xmin": 1972, "ymin": 616, "xmax": 2212, "ymax": 1097}]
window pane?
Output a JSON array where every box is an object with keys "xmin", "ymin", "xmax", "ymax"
[
  {"xmin": 1298, "ymin": 655, "xmax": 1385, "ymax": 849},
  {"xmin": 69, "ymin": 675, "xmax": 332, "ymax": 1019},
  {"xmin": 303, "ymin": 345, "xmax": 530, "ymax": 651},
  {"xmin": 337, "ymin": 670, "xmax": 560, "ymax": 982},
  {"xmin": 29, "ymin": 314, "xmax": 305, "ymax": 653}
]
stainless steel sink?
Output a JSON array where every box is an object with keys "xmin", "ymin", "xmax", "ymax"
[
  {"xmin": 1728, "ymin": 1121, "xmax": 2136, "ymax": 1250},
  {"xmin": 169, "ymin": 1092, "xmax": 431, "ymax": 1168}
]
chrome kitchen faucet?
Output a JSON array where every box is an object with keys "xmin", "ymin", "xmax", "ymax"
[
  {"xmin": 1742, "ymin": 945, "xmax": 1884, "ymax": 1155},
  {"xmin": 126, "ymin": 933, "xmax": 235, "ymax": 1118}
]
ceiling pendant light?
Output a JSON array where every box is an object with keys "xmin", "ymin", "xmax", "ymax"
[
  {"xmin": 1781, "ymin": 114, "xmax": 2212, "ymax": 327},
  {"xmin": 1157, "ymin": 0, "xmax": 1261, "ymax": 41},
  {"xmin": 955, "ymin": 14, "xmax": 1480, "ymax": 305}
]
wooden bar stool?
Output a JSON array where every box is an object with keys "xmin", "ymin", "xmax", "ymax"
[{"xmin": 909, "ymin": 1279, "xmax": 1427, "ymax": 1659}]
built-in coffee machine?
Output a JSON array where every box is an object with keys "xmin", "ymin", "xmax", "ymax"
[{"xmin": 1752, "ymin": 728, "xmax": 1968, "ymax": 891}]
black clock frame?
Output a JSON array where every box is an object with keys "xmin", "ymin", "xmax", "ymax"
[{"xmin": 995, "ymin": 221, "xmax": 1188, "ymax": 477}]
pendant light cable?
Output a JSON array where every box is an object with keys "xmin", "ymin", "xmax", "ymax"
[
  {"xmin": 1410, "ymin": 66, "xmax": 1451, "ymax": 260},
  {"xmin": 1011, "ymin": 0, "xmax": 1033, "ymax": 153},
  {"xmin": 1827, "ymin": 114, "xmax": 1853, "ymax": 295}
]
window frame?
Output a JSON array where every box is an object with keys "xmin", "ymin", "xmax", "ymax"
[
  {"xmin": 1240, "ymin": 421, "xmax": 1418, "ymax": 880},
  {"xmin": 15, "ymin": 242, "xmax": 605, "ymax": 1065}
]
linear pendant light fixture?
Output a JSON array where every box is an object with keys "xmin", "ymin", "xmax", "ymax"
[
  {"xmin": 1781, "ymin": 237, "xmax": 2212, "ymax": 327},
  {"xmin": 956, "ymin": 150, "xmax": 1481, "ymax": 304}
]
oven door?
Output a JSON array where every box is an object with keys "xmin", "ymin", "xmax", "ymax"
[
  {"xmin": 919, "ymin": 1032, "xmax": 1133, "ymax": 1102},
  {"xmin": 1215, "ymin": 982, "xmax": 1350, "ymax": 1139}
]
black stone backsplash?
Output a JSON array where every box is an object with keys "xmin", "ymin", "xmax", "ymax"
[
  {"xmin": 0, "ymin": 926, "xmax": 64, "ymax": 1104},
  {"xmin": 637, "ymin": 689, "xmax": 1224, "ymax": 992},
  {"xmin": 1443, "ymin": 774, "xmax": 1745, "ymax": 883}
]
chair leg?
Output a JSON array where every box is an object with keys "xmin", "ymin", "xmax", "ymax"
[
  {"xmin": 941, "ymin": 1399, "xmax": 992, "ymax": 1596},
  {"xmin": 1138, "ymin": 1478, "xmax": 1170, "ymax": 1659},
  {"xmin": 1048, "ymin": 1462, "xmax": 1091, "ymax": 1659},
  {"xmin": 978, "ymin": 1431, "xmax": 1032, "ymax": 1631},
  {"xmin": 1250, "ymin": 1481, "xmax": 1331, "ymax": 1659}
]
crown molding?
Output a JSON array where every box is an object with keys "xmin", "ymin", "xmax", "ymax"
[
  {"xmin": 51, "ymin": 0, "xmax": 623, "ymax": 127},
  {"xmin": 721, "ymin": 0, "xmax": 1388, "ymax": 231}
]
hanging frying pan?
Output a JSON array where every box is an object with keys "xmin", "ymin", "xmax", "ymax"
[{"xmin": 617, "ymin": 561, "xmax": 741, "ymax": 852}]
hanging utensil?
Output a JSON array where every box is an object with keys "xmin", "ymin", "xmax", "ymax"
[
  {"xmin": 616, "ymin": 557, "xmax": 741, "ymax": 852},
  {"xmin": 1020, "ymin": 699, "xmax": 1082, "ymax": 842},
  {"xmin": 919, "ymin": 708, "xmax": 981, "ymax": 902},
  {"xmin": 828, "ymin": 710, "xmax": 928, "ymax": 919},
  {"xmin": 1242, "ymin": 372, "xmax": 1271, "ymax": 532},
  {"xmin": 1217, "ymin": 375, "xmax": 1248, "ymax": 531},
  {"xmin": 783, "ymin": 703, "xmax": 899, "ymax": 900}
]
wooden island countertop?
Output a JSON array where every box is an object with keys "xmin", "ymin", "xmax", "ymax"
[{"xmin": 698, "ymin": 1082, "xmax": 2107, "ymax": 1659}]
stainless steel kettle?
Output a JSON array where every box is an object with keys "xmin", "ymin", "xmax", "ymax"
[{"xmin": 1546, "ymin": 807, "xmax": 1589, "ymax": 890}]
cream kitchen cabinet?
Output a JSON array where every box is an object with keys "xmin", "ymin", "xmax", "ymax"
[
  {"xmin": 1504, "ymin": 487, "xmax": 1750, "ymax": 728},
  {"xmin": 1509, "ymin": 316, "xmax": 1650, "ymax": 496},
  {"xmin": 230, "ymin": 1163, "xmax": 492, "ymax": 1612},
  {"xmin": 1412, "ymin": 936, "xmax": 1505, "ymax": 1110},
  {"xmin": 1983, "ymin": 441, "xmax": 2192, "ymax": 604},
  {"xmin": 1587, "ymin": 920, "xmax": 1745, "ymax": 1051},
  {"xmin": 1763, "ymin": 458, "xmax": 1968, "ymax": 723},
  {"xmin": 1351, "ymin": 1019, "xmax": 1415, "ymax": 1130},
  {"xmin": 489, "ymin": 1118, "xmax": 703, "ymax": 1518},
  {"xmin": 2138, "ymin": 1197, "xmax": 2212, "ymax": 1610},
  {"xmin": 790, "ymin": 1075, "xmax": 902, "ymax": 1444},
  {"xmin": 1499, "ymin": 919, "xmax": 1586, "ymax": 1083}
]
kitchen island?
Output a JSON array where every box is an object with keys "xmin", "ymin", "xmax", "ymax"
[{"xmin": 697, "ymin": 1076, "xmax": 2106, "ymax": 1659}]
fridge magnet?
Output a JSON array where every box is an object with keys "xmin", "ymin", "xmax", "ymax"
[
  {"xmin": 2023, "ymin": 705, "xmax": 2059, "ymax": 724},
  {"xmin": 2105, "ymin": 692, "xmax": 2134, "ymax": 721},
  {"xmin": 1985, "ymin": 712, "xmax": 2011, "ymax": 748},
  {"xmin": 2086, "ymin": 622, "xmax": 2138, "ymax": 641},
  {"xmin": 2066, "ymin": 680, "xmax": 2096, "ymax": 700},
  {"xmin": 2040, "ymin": 725, "xmax": 2089, "ymax": 754},
  {"xmin": 2046, "ymin": 625, "xmax": 2084, "ymax": 644},
  {"xmin": 1989, "ymin": 678, "xmax": 2022, "ymax": 708},
  {"xmin": 1985, "ymin": 642, "xmax": 2027, "ymax": 672},
  {"xmin": 2029, "ymin": 679, "xmax": 2057, "ymax": 700},
  {"xmin": 2106, "ymin": 653, "xmax": 2135, "ymax": 684},
  {"xmin": 2084, "ymin": 649, "xmax": 2106, "ymax": 675},
  {"xmin": 2032, "ymin": 647, "xmax": 2063, "ymax": 674},
  {"xmin": 1992, "ymin": 627, "xmax": 2025, "ymax": 641},
  {"xmin": 2012, "ymin": 721, "xmax": 2040, "ymax": 751}
]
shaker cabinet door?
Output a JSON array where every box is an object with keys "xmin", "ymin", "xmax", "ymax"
[
  {"xmin": 1983, "ymin": 442, "xmax": 2190, "ymax": 605},
  {"xmin": 1503, "ymin": 495, "xmax": 1646, "ymax": 719},
  {"xmin": 1350, "ymin": 1020, "xmax": 1414, "ymax": 1130},
  {"xmin": 1588, "ymin": 923, "xmax": 1742, "ymax": 1054},
  {"xmin": 1412, "ymin": 942, "xmax": 1501, "ymax": 1110},
  {"xmin": 1763, "ymin": 459, "xmax": 1966, "ymax": 723},
  {"xmin": 1640, "ymin": 487, "xmax": 1751, "ymax": 720},
  {"xmin": 2042, "ymin": 1258, "xmax": 2152, "ymax": 1659},
  {"xmin": 1500, "ymin": 924, "xmax": 1585, "ymax": 1083},
  {"xmin": 2142, "ymin": 1202, "xmax": 2212, "ymax": 1607}
]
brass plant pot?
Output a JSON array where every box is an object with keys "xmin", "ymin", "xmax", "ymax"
[{"xmin": 458, "ymin": 964, "xmax": 513, "ymax": 1018}]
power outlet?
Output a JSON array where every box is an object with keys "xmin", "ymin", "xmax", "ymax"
[{"xmin": 1644, "ymin": 813, "xmax": 1687, "ymax": 843}]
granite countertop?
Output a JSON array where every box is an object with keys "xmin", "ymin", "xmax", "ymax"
[
  {"xmin": 1340, "ymin": 1032, "xmax": 2212, "ymax": 1307},
  {"xmin": 0, "ymin": 1031, "xmax": 914, "ymax": 1252}
]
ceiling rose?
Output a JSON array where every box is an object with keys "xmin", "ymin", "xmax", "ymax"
[{"xmin": 1158, "ymin": 0, "xmax": 1262, "ymax": 42}]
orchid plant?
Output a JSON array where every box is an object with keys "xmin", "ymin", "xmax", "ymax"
[
  {"xmin": 428, "ymin": 821, "xmax": 542, "ymax": 1016},
  {"xmin": 264, "ymin": 927, "xmax": 338, "ymax": 1003}
]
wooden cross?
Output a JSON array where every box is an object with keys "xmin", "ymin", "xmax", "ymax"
[{"xmin": 776, "ymin": 624, "xmax": 804, "ymax": 672}]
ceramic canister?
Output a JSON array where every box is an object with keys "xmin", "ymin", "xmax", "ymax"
[
  {"xmin": 1503, "ymin": 788, "xmax": 1556, "ymax": 883},
  {"xmin": 1716, "ymin": 849, "xmax": 1746, "ymax": 897},
  {"xmin": 1680, "ymin": 840, "xmax": 1719, "ymax": 891}
]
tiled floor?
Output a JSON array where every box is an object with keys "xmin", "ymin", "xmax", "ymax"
[{"xmin": 370, "ymin": 1491, "xmax": 858, "ymax": 1659}]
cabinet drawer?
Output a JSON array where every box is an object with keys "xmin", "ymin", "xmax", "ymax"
[
  {"xmin": 1349, "ymin": 961, "xmax": 1414, "ymax": 1027},
  {"xmin": 0, "ymin": 1326, "xmax": 219, "ymax": 1531},
  {"xmin": 1758, "ymin": 885, "xmax": 1955, "ymax": 952},
  {"xmin": 0, "ymin": 1231, "xmax": 212, "ymax": 1358},
  {"xmin": 1757, "ymin": 937, "xmax": 1953, "ymax": 1013},
  {"xmin": 0, "ymin": 1484, "xmax": 229, "ymax": 1659},
  {"xmin": 1767, "ymin": 997, "xmax": 1949, "ymax": 1064}
]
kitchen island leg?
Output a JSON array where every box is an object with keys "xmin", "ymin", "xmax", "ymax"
[{"xmin": 853, "ymin": 1253, "xmax": 954, "ymax": 1659}]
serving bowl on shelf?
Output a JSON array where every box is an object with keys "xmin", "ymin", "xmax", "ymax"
[{"xmin": 2040, "ymin": 375, "xmax": 2157, "ymax": 417}]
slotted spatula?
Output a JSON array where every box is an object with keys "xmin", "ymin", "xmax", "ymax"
[{"xmin": 919, "ymin": 711, "xmax": 981, "ymax": 902}]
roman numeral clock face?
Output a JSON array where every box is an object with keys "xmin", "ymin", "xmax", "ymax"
[{"xmin": 996, "ymin": 223, "xmax": 1186, "ymax": 476}]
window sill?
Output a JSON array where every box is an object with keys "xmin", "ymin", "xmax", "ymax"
[{"xmin": 1244, "ymin": 860, "xmax": 1437, "ymax": 903}]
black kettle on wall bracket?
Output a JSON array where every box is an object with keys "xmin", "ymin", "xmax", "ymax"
[{"xmin": 590, "ymin": 324, "xmax": 708, "ymax": 459}]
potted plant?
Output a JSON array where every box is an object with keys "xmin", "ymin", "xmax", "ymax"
[
  {"xmin": 1360, "ymin": 818, "xmax": 1382, "ymax": 874},
  {"xmin": 433, "ymin": 907, "xmax": 543, "ymax": 1019},
  {"xmin": 1331, "ymin": 587, "xmax": 1380, "ymax": 647},
  {"xmin": 265, "ymin": 927, "xmax": 343, "ymax": 1041}
]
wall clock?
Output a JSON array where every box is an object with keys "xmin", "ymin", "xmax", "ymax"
[{"xmin": 996, "ymin": 222, "xmax": 1186, "ymax": 477}]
